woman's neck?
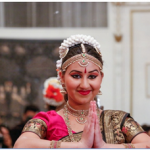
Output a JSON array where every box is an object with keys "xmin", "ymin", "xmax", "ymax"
[{"xmin": 67, "ymin": 100, "xmax": 90, "ymax": 110}]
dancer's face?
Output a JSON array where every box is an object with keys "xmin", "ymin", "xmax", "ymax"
[{"xmin": 60, "ymin": 60, "xmax": 103, "ymax": 107}]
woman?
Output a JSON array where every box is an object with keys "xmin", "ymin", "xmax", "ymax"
[{"xmin": 14, "ymin": 34, "xmax": 150, "ymax": 148}]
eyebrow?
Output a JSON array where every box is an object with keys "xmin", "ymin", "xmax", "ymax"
[
  {"xmin": 89, "ymin": 69, "xmax": 99, "ymax": 73},
  {"xmin": 69, "ymin": 69, "xmax": 99, "ymax": 74},
  {"xmin": 69, "ymin": 70, "xmax": 82, "ymax": 73}
]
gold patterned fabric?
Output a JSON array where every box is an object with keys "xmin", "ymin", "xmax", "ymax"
[
  {"xmin": 122, "ymin": 117, "xmax": 144, "ymax": 143},
  {"xmin": 22, "ymin": 110, "xmax": 144, "ymax": 144},
  {"xmin": 60, "ymin": 132, "xmax": 82, "ymax": 142},
  {"xmin": 101, "ymin": 110, "xmax": 144, "ymax": 144},
  {"xmin": 22, "ymin": 118, "xmax": 47, "ymax": 139},
  {"xmin": 60, "ymin": 110, "xmax": 144, "ymax": 143},
  {"xmin": 102, "ymin": 110, "xmax": 127, "ymax": 144}
]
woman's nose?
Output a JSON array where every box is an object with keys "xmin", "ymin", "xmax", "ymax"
[{"xmin": 80, "ymin": 77, "xmax": 90, "ymax": 89}]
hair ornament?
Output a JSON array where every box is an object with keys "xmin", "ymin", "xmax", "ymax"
[
  {"xmin": 56, "ymin": 59, "xmax": 62, "ymax": 70},
  {"xmin": 59, "ymin": 34, "xmax": 101, "ymax": 59},
  {"xmin": 43, "ymin": 77, "xmax": 64, "ymax": 106},
  {"xmin": 56, "ymin": 34, "xmax": 103, "ymax": 81}
]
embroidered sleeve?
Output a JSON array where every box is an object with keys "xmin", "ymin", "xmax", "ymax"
[
  {"xmin": 122, "ymin": 117, "xmax": 144, "ymax": 143},
  {"xmin": 22, "ymin": 118, "xmax": 47, "ymax": 139}
]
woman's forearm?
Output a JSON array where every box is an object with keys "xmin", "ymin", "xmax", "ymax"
[
  {"xmin": 14, "ymin": 136, "xmax": 84, "ymax": 148},
  {"xmin": 104, "ymin": 142, "xmax": 150, "ymax": 149},
  {"xmin": 14, "ymin": 137, "xmax": 51, "ymax": 148}
]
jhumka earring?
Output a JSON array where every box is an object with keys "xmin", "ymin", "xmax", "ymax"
[
  {"xmin": 98, "ymin": 87, "xmax": 102, "ymax": 95},
  {"xmin": 98, "ymin": 90, "xmax": 102, "ymax": 95},
  {"xmin": 60, "ymin": 83, "xmax": 67, "ymax": 94}
]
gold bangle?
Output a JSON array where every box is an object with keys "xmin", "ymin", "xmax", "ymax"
[
  {"xmin": 56, "ymin": 141, "xmax": 61, "ymax": 148},
  {"xmin": 50, "ymin": 140, "xmax": 55, "ymax": 148},
  {"xmin": 50, "ymin": 140, "xmax": 61, "ymax": 148},
  {"xmin": 57, "ymin": 141, "xmax": 61, "ymax": 148},
  {"xmin": 122, "ymin": 143, "xmax": 135, "ymax": 148}
]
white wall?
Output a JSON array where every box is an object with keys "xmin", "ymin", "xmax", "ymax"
[
  {"xmin": 111, "ymin": 3, "xmax": 150, "ymax": 125},
  {"xmin": 132, "ymin": 11, "xmax": 150, "ymax": 125}
]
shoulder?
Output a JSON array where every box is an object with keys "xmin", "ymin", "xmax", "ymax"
[
  {"xmin": 102, "ymin": 110, "xmax": 130, "ymax": 126},
  {"xmin": 103, "ymin": 109, "xmax": 129, "ymax": 117},
  {"xmin": 33, "ymin": 110, "xmax": 58, "ymax": 119},
  {"xmin": 31, "ymin": 110, "xmax": 59, "ymax": 126}
]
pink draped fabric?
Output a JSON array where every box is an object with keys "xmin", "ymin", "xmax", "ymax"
[{"xmin": 33, "ymin": 110, "xmax": 76, "ymax": 141}]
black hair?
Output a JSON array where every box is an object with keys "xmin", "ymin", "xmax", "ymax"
[
  {"xmin": 24, "ymin": 104, "xmax": 40, "ymax": 114},
  {"xmin": 142, "ymin": 124, "xmax": 150, "ymax": 132}
]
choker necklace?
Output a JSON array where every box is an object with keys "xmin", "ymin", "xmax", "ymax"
[
  {"xmin": 66, "ymin": 102, "xmax": 89, "ymax": 124},
  {"xmin": 63, "ymin": 103, "xmax": 101, "ymax": 142}
]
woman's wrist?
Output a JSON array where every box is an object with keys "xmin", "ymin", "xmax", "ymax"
[
  {"xmin": 93, "ymin": 141, "xmax": 107, "ymax": 148},
  {"xmin": 78, "ymin": 141, "xmax": 86, "ymax": 148}
]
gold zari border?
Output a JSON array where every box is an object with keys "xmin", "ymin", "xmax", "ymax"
[
  {"xmin": 21, "ymin": 110, "xmax": 144, "ymax": 144},
  {"xmin": 122, "ymin": 117, "xmax": 144, "ymax": 143},
  {"xmin": 22, "ymin": 118, "xmax": 47, "ymax": 139}
]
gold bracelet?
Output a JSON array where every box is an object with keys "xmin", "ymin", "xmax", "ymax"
[
  {"xmin": 50, "ymin": 140, "xmax": 55, "ymax": 148},
  {"xmin": 122, "ymin": 143, "xmax": 135, "ymax": 148},
  {"xmin": 56, "ymin": 141, "xmax": 61, "ymax": 148},
  {"xmin": 50, "ymin": 140, "xmax": 61, "ymax": 148}
]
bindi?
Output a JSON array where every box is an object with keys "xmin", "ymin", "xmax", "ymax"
[{"xmin": 84, "ymin": 68, "xmax": 87, "ymax": 73}]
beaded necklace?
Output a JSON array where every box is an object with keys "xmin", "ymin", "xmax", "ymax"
[
  {"xmin": 66, "ymin": 102, "xmax": 89, "ymax": 124},
  {"xmin": 63, "ymin": 103, "xmax": 100, "ymax": 142}
]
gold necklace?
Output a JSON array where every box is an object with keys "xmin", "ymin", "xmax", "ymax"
[
  {"xmin": 66, "ymin": 102, "xmax": 89, "ymax": 124},
  {"xmin": 63, "ymin": 103, "xmax": 101, "ymax": 142},
  {"xmin": 63, "ymin": 105, "xmax": 75, "ymax": 142}
]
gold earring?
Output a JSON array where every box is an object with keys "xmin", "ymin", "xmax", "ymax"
[
  {"xmin": 60, "ymin": 83, "xmax": 67, "ymax": 94},
  {"xmin": 98, "ymin": 89, "xmax": 102, "ymax": 95}
]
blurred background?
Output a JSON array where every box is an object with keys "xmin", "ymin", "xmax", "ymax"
[{"xmin": 0, "ymin": 2, "xmax": 150, "ymax": 128}]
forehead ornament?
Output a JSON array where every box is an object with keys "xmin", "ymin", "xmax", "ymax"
[
  {"xmin": 62, "ymin": 44, "xmax": 102, "ymax": 71},
  {"xmin": 78, "ymin": 44, "xmax": 89, "ymax": 67}
]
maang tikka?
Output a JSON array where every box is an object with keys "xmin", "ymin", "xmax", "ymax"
[{"xmin": 78, "ymin": 44, "xmax": 89, "ymax": 67}]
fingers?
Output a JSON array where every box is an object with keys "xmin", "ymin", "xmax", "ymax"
[
  {"xmin": 85, "ymin": 101, "xmax": 94, "ymax": 132},
  {"xmin": 83, "ymin": 100, "xmax": 98, "ymax": 132},
  {"xmin": 80, "ymin": 101, "xmax": 96, "ymax": 148}
]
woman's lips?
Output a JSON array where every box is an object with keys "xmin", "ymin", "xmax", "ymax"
[{"xmin": 78, "ymin": 90, "xmax": 91, "ymax": 95}]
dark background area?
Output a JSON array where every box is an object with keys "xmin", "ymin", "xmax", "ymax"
[{"xmin": 0, "ymin": 39, "xmax": 62, "ymax": 128}]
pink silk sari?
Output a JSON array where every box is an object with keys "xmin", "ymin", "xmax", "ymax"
[{"xmin": 33, "ymin": 110, "xmax": 76, "ymax": 141}]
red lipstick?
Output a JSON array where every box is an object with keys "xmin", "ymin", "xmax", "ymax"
[{"xmin": 78, "ymin": 90, "xmax": 91, "ymax": 95}]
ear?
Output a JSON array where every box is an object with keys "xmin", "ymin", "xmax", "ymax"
[
  {"xmin": 101, "ymin": 72, "xmax": 104, "ymax": 79},
  {"xmin": 100, "ymin": 72, "xmax": 104, "ymax": 84},
  {"xmin": 59, "ymin": 71, "xmax": 65, "ymax": 83}
]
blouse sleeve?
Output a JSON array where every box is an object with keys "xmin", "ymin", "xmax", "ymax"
[
  {"xmin": 22, "ymin": 111, "xmax": 51, "ymax": 139},
  {"xmin": 122, "ymin": 117, "xmax": 145, "ymax": 143}
]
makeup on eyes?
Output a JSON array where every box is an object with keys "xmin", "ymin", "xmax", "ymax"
[
  {"xmin": 88, "ymin": 69, "xmax": 100, "ymax": 74},
  {"xmin": 70, "ymin": 72, "xmax": 82, "ymax": 76},
  {"xmin": 69, "ymin": 70, "xmax": 99, "ymax": 78},
  {"xmin": 89, "ymin": 73, "xmax": 99, "ymax": 76},
  {"xmin": 69, "ymin": 69, "xmax": 99, "ymax": 74}
]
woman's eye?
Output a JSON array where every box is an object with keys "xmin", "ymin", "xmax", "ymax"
[
  {"xmin": 71, "ymin": 74, "xmax": 81, "ymax": 79},
  {"xmin": 88, "ymin": 75, "xmax": 97, "ymax": 79}
]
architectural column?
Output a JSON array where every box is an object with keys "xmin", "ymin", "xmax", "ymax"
[
  {"xmin": 0, "ymin": 2, "xmax": 5, "ymax": 27},
  {"xmin": 113, "ymin": 3, "xmax": 124, "ymax": 110}
]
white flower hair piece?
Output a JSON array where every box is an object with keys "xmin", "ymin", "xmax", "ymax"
[
  {"xmin": 59, "ymin": 34, "xmax": 101, "ymax": 59},
  {"xmin": 43, "ymin": 77, "xmax": 64, "ymax": 107}
]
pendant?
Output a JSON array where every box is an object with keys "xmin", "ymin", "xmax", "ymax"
[{"xmin": 76, "ymin": 115, "xmax": 87, "ymax": 124}]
